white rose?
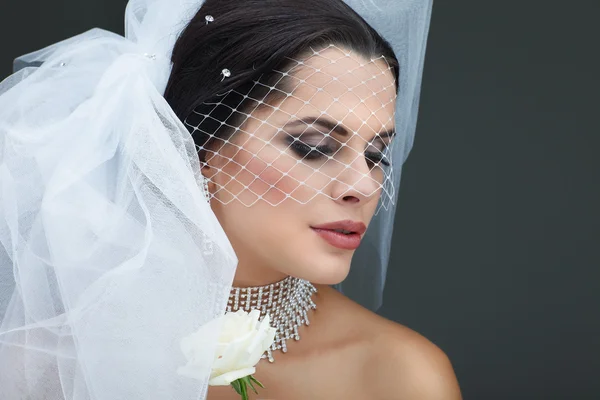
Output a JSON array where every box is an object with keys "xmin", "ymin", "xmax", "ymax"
[{"xmin": 178, "ymin": 309, "xmax": 276, "ymax": 386}]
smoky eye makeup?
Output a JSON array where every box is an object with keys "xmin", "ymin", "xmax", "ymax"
[
  {"xmin": 283, "ymin": 133, "xmax": 392, "ymax": 168},
  {"xmin": 366, "ymin": 136, "xmax": 394, "ymax": 166},
  {"xmin": 283, "ymin": 133, "xmax": 339, "ymax": 161},
  {"xmin": 280, "ymin": 117, "xmax": 393, "ymax": 167},
  {"xmin": 364, "ymin": 146, "xmax": 391, "ymax": 167}
]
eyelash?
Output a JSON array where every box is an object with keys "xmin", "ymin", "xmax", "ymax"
[
  {"xmin": 289, "ymin": 141, "xmax": 391, "ymax": 167},
  {"xmin": 365, "ymin": 151, "xmax": 391, "ymax": 167}
]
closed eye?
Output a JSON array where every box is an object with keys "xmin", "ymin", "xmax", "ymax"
[
  {"xmin": 288, "ymin": 140, "xmax": 335, "ymax": 160},
  {"xmin": 365, "ymin": 151, "xmax": 390, "ymax": 167},
  {"xmin": 287, "ymin": 137, "xmax": 390, "ymax": 168}
]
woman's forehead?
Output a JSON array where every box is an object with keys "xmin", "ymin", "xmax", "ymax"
[{"xmin": 269, "ymin": 47, "xmax": 397, "ymax": 134}]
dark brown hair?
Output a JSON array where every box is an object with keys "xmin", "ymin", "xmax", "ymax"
[{"xmin": 164, "ymin": 0, "xmax": 398, "ymax": 161}]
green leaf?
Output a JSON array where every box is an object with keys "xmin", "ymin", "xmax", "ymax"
[
  {"xmin": 230, "ymin": 375, "xmax": 265, "ymax": 399},
  {"xmin": 230, "ymin": 379, "xmax": 242, "ymax": 396},
  {"xmin": 246, "ymin": 376, "xmax": 258, "ymax": 394},
  {"xmin": 240, "ymin": 379, "xmax": 248, "ymax": 400},
  {"xmin": 249, "ymin": 375, "xmax": 265, "ymax": 389}
]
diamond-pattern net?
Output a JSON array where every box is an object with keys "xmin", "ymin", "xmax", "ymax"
[{"xmin": 184, "ymin": 44, "xmax": 398, "ymax": 214}]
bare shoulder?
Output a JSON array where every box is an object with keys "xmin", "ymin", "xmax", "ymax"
[
  {"xmin": 312, "ymin": 287, "xmax": 461, "ymax": 399},
  {"xmin": 318, "ymin": 288, "xmax": 461, "ymax": 400},
  {"xmin": 365, "ymin": 318, "xmax": 462, "ymax": 400}
]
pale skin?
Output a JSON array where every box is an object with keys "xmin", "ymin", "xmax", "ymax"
[{"xmin": 203, "ymin": 47, "xmax": 462, "ymax": 399}]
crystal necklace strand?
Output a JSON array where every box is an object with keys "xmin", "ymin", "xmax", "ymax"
[{"xmin": 227, "ymin": 276, "xmax": 317, "ymax": 362}]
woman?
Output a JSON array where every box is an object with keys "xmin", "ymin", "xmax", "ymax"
[{"xmin": 0, "ymin": 0, "xmax": 460, "ymax": 399}]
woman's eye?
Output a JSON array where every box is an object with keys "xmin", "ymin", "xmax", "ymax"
[
  {"xmin": 289, "ymin": 141, "xmax": 334, "ymax": 160},
  {"xmin": 286, "ymin": 136, "xmax": 390, "ymax": 167},
  {"xmin": 365, "ymin": 152, "xmax": 391, "ymax": 168}
]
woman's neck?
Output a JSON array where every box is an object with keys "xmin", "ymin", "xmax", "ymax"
[{"xmin": 231, "ymin": 259, "xmax": 289, "ymax": 288}]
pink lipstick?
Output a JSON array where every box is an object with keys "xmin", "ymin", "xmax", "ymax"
[{"xmin": 310, "ymin": 220, "xmax": 367, "ymax": 250}]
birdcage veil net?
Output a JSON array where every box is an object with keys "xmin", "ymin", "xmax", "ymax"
[
  {"xmin": 0, "ymin": 0, "xmax": 432, "ymax": 398},
  {"xmin": 184, "ymin": 49, "xmax": 398, "ymax": 210}
]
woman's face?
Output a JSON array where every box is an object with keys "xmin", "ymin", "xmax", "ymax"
[{"xmin": 204, "ymin": 47, "xmax": 397, "ymax": 285}]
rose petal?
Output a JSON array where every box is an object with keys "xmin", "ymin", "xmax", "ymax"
[
  {"xmin": 180, "ymin": 317, "xmax": 223, "ymax": 362},
  {"xmin": 212, "ymin": 331, "xmax": 254, "ymax": 373},
  {"xmin": 263, "ymin": 326, "xmax": 277, "ymax": 350},
  {"xmin": 245, "ymin": 330, "xmax": 272, "ymax": 366},
  {"xmin": 208, "ymin": 367, "xmax": 256, "ymax": 386},
  {"xmin": 180, "ymin": 310, "xmax": 279, "ymax": 385},
  {"xmin": 247, "ymin": 309, "xmax": 261, "ymax": 329}
]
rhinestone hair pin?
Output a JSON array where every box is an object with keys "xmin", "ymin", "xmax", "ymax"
[
  {"xmin": 221, "ymin": 68, "xmax": 231, "ymax": 81},
  {"xmin": 205, "ymin": 15, "xmax": 214, "ymax": 24}
]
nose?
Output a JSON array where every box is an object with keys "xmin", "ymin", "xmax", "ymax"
[{"xmin": 330, "ymin": 155, "xmax": 381, "ymax": 206}]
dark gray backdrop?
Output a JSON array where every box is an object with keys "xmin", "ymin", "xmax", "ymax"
[{"xmin": 1, "ymin": 1, "xmax": 598, "ymax": 399}]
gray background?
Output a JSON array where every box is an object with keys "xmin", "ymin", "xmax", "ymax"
[{"xmin": 1, "ymin": 0, "xmax": 598, "ymax": 399}]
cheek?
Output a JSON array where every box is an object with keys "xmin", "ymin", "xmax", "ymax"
[
  {"xmin": 245, "ymin": 157, "xmax": 301, "ymax": 206},
  {"xmin": 222, "ymin": 136, "xmax": 335, "ymax": 205}
]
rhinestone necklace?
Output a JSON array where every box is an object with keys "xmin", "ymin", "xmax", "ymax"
[{"xmin": 227, "ymin": 276, "xmax": 317, "ymax": 362}]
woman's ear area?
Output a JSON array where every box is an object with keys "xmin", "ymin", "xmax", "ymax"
[{"xmin": 200, "ymin": 160, "xmax": 215, "ymax": 179}]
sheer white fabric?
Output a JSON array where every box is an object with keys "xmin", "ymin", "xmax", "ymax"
[
  {"xmin": 339, "ymin": 0, "xmax": 433, "ymax": 310},
  {"xmin": 0, "ymin": 0, "xmax": 433, "ymax": 398},
  {"xmin": 0, "ymin": 1, "xmax": 238, "ymax": 398}
]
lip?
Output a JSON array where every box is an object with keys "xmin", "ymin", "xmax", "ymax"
[
  {"xmin": 310, "ymin": 220, "xmax": 367, "ymax": 250},
  {"xmin": 311, "ymin": 220, "xmax": 367, "ymax": 235}
]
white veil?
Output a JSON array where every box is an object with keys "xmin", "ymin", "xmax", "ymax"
[
  {"xmin": 0, "ymin": 0, "xmax": 433, "ymax": 398},
  {"xmin": 0, "ymin": 1, "xmax": 237, "ymax": 398},
  {"xmin": 339, "ymin": 0, "xmax": 433, "ymax": 310}
]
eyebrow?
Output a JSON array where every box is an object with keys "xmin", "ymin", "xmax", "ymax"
[{"xmin": 283, "ymin": 116, "xmax": 396, "ymax": 140}]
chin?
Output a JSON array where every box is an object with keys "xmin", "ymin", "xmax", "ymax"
[{"xmin": 291, "ymin": 252, "xmax": 353, "ymax": 285}]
